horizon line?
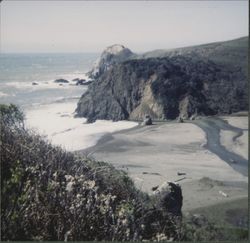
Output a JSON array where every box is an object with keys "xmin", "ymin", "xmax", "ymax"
[{"xmin": 0, "ymin": 35, "xmax": 248, "ymax": 55}]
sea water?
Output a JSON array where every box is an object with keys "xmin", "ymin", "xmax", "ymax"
[{"xmin": 0, "ymin": 53, "xmax": 137, "ymax": 151}]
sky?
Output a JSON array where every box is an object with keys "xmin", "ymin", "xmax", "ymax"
[{"xmin": 0, "ymin": 0, "xmax": 248, "ymax": 53}]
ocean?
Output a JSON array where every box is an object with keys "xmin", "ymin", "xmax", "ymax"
[{"xmin": 0, "ymin": 53, "xmax": 137, "ymax": 151}]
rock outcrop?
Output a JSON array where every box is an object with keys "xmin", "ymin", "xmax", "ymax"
[
  {"xmin": 142, "ymin": 115, "xmax": 153, "ymax": 125},
  {"xmin": 76, "ymin": 55, "xmax": 247, "ymax": 122},
  {"xmin": 87, "ymin": 44, "xmax": 135, "ymax": 79},
  {"xmin": 159, "ymin": 182, "xmax": 183, "ymax": 216},
  {"xmin": 54, "ymin": 79, "xmax": 69, "ymax": 83},
  {"xmin": 76, "ymin": 37, "xmax": 248, "ymax": 122}
]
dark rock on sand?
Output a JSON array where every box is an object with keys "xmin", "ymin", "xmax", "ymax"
[
  {"xmin": 177, "ymin": 117, "xmax": 184, "ymax": 123},
  {"xmin": 32, "ymin": 82, "xmax": 39, "ymax": 85},
  {"xmin": 142, "ymin": 115, "xmax": 152, "ymax": 125}
]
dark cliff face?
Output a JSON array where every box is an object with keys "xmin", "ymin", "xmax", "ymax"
[{"xmin": 76, "ymin": 55, "xmax": 247, "ymax": 122}]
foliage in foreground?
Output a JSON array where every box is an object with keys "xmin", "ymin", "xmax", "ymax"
[
  {"xmin": 1, "ymin": 104, "xmax": 243, "ymax": 241},
  {"xmin": 1, "ymin": 104, "xmax": 181, "ymax": 241}
]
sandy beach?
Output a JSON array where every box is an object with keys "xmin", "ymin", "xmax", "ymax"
[
  {"xmin": 25, "ymin": 102, "xmax": 138, "ymax": 151},
  {"xmin": 81, "ymin": 116, "xmax": 248, "ymax": 212},
  {"xmin": 25, "ymin": 100, "xmax": 248, "ymax": 213}
]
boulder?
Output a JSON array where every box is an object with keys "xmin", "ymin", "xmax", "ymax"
[
  {"xmin": 75, "ymin": 79, "xmax": 86, "ymax": 85},
  {"xmin": 190, "ymin": 114, "xmax": 196, "ymax": 120},
  {"xmin": 177, "ymin": 117, "xmax": 184, "ymax": 123},
  {"xmin": 159, "ymin": 182, "xmax": 183, "ymax": 216},
  {"xmin": 81, "ymin": 80, "xmax": 93, "ymax": 85},
  {"xmin": 142, "ymin": 115, "xmax": 152, "ymax": 125},
  {"xmin": 54, "ymin": 79, "xmax": 69, "ymax": 83}
]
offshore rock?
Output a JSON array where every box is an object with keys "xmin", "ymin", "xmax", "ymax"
[{"xmin": 54, "ymin": 79, "xmax": 69, "ymax": 83}]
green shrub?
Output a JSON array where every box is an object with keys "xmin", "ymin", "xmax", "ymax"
[{"xmin": 1, "ymin": 104, "xmax": 181, "ymax": 241}]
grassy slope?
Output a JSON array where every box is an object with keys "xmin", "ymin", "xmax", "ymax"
[
  {"xmin": 188, "ymin": 197, "xmax": 248, "ymax": 240},
  {"xmin": 139, "ymin": 36, "xmax": 248, "ymax": 73}
]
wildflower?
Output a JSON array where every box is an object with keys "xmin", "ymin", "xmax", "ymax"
[
  {"xmin": 155, "ymin": 233, "xmax": 167, "ymax": 241},
  {"xmin": 86, "ymin": 180, "xmax": 95, "ymax": 189},
  {"xmin": 122, "ymin": 219, "xmax": 128, "ymax": 225},
  {"xmin": 66, "ymin": 181, "xmax": 74, "ymax": 192},
  {"xmin": 65, "ymin": 175, "xmax": 74, "ymax": 181}
]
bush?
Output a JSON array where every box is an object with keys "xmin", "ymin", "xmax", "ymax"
[{"xmin": 1, "ymin": 104, "xmax": 182, "ymax": 241}]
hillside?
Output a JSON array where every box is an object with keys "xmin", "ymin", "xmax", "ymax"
[
  {"xmin": 76, "ymin": 36, "xmax": 248, "ymax": 122},
  {"xmin": 139, "ymin": 36, "xmax": 248, "ymax": 74},
  {"xmin": 1, "ymin": 104, "xmax": 185, "ymax": 241}
]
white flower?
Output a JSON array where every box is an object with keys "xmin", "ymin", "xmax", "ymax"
[
  {"xmin": 65, "ymin": 175, "xmax": 74, "ymax": 181},
  {"xmin": 156, "ymin": 233, "xmax": 167, "ymax": 241},
  {"xmin": 122, "ymin": 219, "xmax": 128, "ymax": 225},
  {"xmin": 66, "ymin": 181, "xmax": 74, "ymax": 192},
  {"xmin": 86, "ymin": 180, "xmax": 96, "ymax": 189}
]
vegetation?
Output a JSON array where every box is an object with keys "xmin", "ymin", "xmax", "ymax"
[
  {"xmin": 1, "ymin": 104, "xmax": 180, "ymax": 241},
  {"xmin": 187, "ymin": 197, "xmax": 248, "ymax": 241},
  {"xmin": 140, "ymin": 36, "xmax": 248, "ymax": 75},
  {"xmin": 1, "ymin": 104, "xmax": 247, "ymax": 241}
]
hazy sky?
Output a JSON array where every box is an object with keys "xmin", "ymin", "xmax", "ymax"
[{"xmin": 0, "ymin": 0, "xmax": 248, "ymax": 53}]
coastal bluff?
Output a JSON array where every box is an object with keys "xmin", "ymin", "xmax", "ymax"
[
  {"xmin": 87, "ymin": 44, "xmax": 135, "ymax": 79},
  {"xmin": 76, "ymin": 38, "xmax": 248, "ymax": 122}
]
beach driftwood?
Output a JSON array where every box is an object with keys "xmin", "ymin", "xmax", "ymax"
[
  {"xmin": 219, "ymin": 190, "xmax": 228, "ymax": 197},
  {"xmin": 177, "ymin": 172, "xmax": 186, "ymax": 176}
]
